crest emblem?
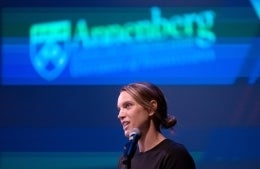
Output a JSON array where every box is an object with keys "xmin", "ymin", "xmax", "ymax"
[{"xmin": 30, "ymin": 20, "xmax": 71, "ymax": 81}]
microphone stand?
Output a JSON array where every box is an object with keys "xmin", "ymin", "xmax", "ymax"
[
  {"xmin": 121, "ymin": 128, "xmax": 141, "ymax": 169},
  {"xmin": 122, "ymin": 141, "xmax": 136, "ymax": 169}
]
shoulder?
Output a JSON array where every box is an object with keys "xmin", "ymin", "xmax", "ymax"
[
  {"xmin": 160, "ymin": 139, "xmax": 196, "ymax": 169},
  {"xmin": 160, "ymin": 139, "xmax": 189, "ymax": 153}
]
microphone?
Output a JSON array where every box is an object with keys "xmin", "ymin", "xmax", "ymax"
[{"xmin": 123, "ymin": 128, "xmax": 142, "ymax": 163}]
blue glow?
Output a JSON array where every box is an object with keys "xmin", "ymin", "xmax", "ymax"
[{"xmin": 250, "ymin": 0, "xmax": 260, "ymax": 20}]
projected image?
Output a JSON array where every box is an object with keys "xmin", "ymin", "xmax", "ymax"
[{"xmin": 2, "ymin": 5, "xmax": 259, "ymax": 85}]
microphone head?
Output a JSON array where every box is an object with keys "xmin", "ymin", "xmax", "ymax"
[{"xmin": 129, "ymin": 128, "xmax": 142, "ymax": 140}]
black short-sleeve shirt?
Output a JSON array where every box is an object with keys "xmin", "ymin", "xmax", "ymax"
[{"xmin": 118, "ymin": 139, "xmax": 196, "ymax": 169}]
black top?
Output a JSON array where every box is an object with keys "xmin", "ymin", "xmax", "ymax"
[{"xmin": 118, "ymin": 139, "xmax": 196, "ymax": 169}]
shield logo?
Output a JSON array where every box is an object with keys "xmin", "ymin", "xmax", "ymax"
[{"xmin": 30, "ymin": 20, "xmax": 71, "ymax": 81}]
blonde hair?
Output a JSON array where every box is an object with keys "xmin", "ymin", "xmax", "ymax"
[{"xmin": 120, "ymin": 82, "xmax": 177, "ymax": 130}]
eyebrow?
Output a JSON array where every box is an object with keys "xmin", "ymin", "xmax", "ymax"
[{"xmin": 117, "ymin": 100, "xmax": 133, "ymax": 109}]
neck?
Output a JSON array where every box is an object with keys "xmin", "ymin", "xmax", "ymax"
[{"xmin": 138, "ymin": 126, "xmax": 166, "ymax": 152}]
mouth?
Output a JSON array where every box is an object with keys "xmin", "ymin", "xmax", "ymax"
[{"xmin": 122, "ymin": 121, "xmax": 130, "ymax": 130}]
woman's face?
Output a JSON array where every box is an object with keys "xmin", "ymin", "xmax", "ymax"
[{"xmin": 117, "ymin": 91, "xmax": 151, "ymax": 137}]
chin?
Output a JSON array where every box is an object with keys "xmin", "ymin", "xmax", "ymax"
[{"xmin": 124, "ymin": 130, "xmax": 130, "ymax": 138}]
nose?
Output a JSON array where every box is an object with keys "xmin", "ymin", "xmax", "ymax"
[{"xmin": 118, "ymin": 109, "xmax": 125, "ymax": 120}]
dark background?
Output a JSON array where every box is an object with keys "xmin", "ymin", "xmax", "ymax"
[{"xmin": 1, "ymin": 0, "xmax": 260, "ymax": 169}]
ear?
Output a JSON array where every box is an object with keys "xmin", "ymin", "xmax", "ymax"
[{"xmin": 148, "ymin": 100, "xmax": 157, "ymax": 116}]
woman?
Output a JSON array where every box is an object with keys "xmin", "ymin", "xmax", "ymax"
[{"xmin": 117, "ymin": 82, "xmax": 195, "ymax": 169}]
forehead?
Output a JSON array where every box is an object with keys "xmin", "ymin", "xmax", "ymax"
[{"xmin": 117, "ymin": 91, "xmax": 135, "ymax": 105}]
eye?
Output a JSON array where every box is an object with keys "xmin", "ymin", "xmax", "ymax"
[{"xmin": 124, "ymin": 102, "xmax": 132, "ymax": 110}]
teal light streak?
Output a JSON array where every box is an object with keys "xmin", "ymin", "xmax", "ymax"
[
  {"xmin": 0, "ymin": 151, "xmax": 202, "ymax": 169},
  {"xmin": 250, "ymin": 0, "xmax": 260, "ymax": 20}
]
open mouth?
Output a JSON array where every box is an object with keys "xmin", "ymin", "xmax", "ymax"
[{"xmin": 122, "ymin": 121, "xmax": 130, "ymax": 130}]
